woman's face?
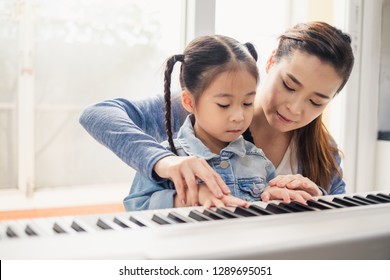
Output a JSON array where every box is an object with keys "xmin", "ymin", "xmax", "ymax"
[{"xmin": 259, "ymin": 50, "xmax": 343, "ymax": 133}]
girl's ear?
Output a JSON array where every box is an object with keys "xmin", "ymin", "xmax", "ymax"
[
  {"xmin": 181, "ymin": 90, "xmax": 194, "ymax": 113},
  {"xmin": 265, "ymin": 49, "xmax": 277, "ymax": 73}
]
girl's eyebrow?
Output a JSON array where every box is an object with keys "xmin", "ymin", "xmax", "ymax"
[
  {"xmin": 286, "ymin": 73, "xmax": 330, "ymax": 100},
  {"xmin": 214, "ymin": 91, "xmax": 256, "ymax": 98}
]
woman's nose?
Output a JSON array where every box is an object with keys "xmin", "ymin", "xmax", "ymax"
[{"xmin": 287, "ymin": 99, "xmax": 303, "ymax": 115}]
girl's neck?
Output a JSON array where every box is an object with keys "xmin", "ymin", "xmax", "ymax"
[{"xmin": 250, "ymin": 107, "xmax": 293, "ymax": 167}]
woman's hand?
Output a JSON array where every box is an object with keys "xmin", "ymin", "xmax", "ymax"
[
  {"xmin": 261, "ymin": 186, "xmax": 314, "ymax": 204},
  {"xmin": 154, "ymin": 155, "xmax": 231, "ymax": 206},
  {"xmin": 269, "ymin": 174, "xmax": 322, "ymax": 196}
]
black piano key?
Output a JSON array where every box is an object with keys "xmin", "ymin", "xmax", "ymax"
[
  {"xmin": 352, "ymin": 195, "xmax": 380, "ymax": 205},
  {"xmin": 129, "ymin": 216, "xmax": 146, "ymax": 227},
  {"xmin": 151, "ymin": 214, "xmax": 172, "ymax": 225},
  {"xmin": 265, "ymin": 203, "xmax": 293, "ymax": 214},
  {"xmin": 6, "ymin": 226, "xmax": 18, "ymax": 238},
  {"xmin": 366, "ymin": 194, "xmax": 390, "ymax": 203},
  {"xmin": 290, "ymin": 201, "xmax": 316, "ymax": 211},
  {"xmin": 167, "ymin": 212, "xmax": 193, "ymax": 223},
  {"xmin": 248, "ymin": 204, "xmax": 273, "ymax": 215},
  {"xmin": 113, "ymin": 217, "xmax": 130, "ymax": 228},
  {"xmin": 234, "ymin": 206, "xmax": 260, "ymax": 217},
  {"xmin": 53, "ymin": 223, "xmax": 67, "ymax": 234},
  {"xmin": 377, "ymin": 193, "xmax": 390, "ymax": 199},
  {"xmin": 307, "ymin": 199, "xmax": 334, "ymax": 210},
  {"xmin": 278, "ymin": 202, "xmax": 305, "ymax": 212},
  {"xmin": 188, "ymin": 210, "xmax": 213, "ymax": 222},
  {"xmin": 25, "ymin": 225, "xmax": 38, "ymax": 236},
  {"xmin": 343, "ymin": 196, "xmax": 371, "ymax": 206},
  {"xmin": 332, "ymin": 197, "xmax": 360, "ymax": 207},
  {"xmin": 96, "ymin": 218, "xmax": 113, "ymax": 230},
  {"xmin": 71, "ymin": 221, "xmax": 86, "ymax": 232},
  {"xmin": 202, "ymin": 209, "xmax": 227, "ymax": 220},
  {"xmin": 317, "ymin": 198, "xmax": 345, "ymax": 208},
  {"xmin": 216, "ymin": 208, "xmax": 241, "ymax": 219}
]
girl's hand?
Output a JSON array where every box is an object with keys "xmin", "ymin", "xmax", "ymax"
[
  {"xmin": 198, "ymin": 184, "xmax": 250, "ymax": 209},
  {"xmin": 269, "ymin": 174, "xmax": 322, "ymax": 196},
  {"xmin": 261, "ymin": 185, "xmax": 314, "ymax": 204},
  {"xmin": 154, "ymin": 155, "xmax": 230, "ymax": 206}
]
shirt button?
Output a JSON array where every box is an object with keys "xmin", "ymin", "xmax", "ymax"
[
  {"xmin": 219, "ymin": 160, "xmax": 229, "ymax": 169},
  {"xmin": 253, "ymin": 185, "xmax": 260, "ymax": 194}
]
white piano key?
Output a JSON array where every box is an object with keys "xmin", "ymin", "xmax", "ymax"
[
  {"xmin": 96, "ymin": 215, "xmax": 126, "ymax": 231},
  {"xmin": 0, "ymin": 222, "xmax": 9, "ymax": 239},
  {"xmin": 71, "ymin": 215, "xmax": 100, "ymax": 233},
  {"xmin": 128, "ymin": 211, "xmax": 162, "ymax": 227},
  {"xmin": 112, "ymin": 214, "xmax": 142, "ymax": 229},
  {"xmin": 5, "ymin": 220, "xmax": 29, "ymax": 238}
]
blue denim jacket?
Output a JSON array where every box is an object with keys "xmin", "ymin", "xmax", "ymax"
[
  {"xmin": 79, "ymin": 93, "xmax": 346, "ymax": 196},
  {"xmin": 123, "ymin": 115, "xmax": 276, "ymax": 211}
]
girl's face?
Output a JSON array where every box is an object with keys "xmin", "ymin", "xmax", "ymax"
[
  {"xmin": 260, "ymin": 50, "xmax": 343, "ymax": 133},
  {"xmin": 189, "ymin": 69, "xmax": 257, "ymax": 154}
]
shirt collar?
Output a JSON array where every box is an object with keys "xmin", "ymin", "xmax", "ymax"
[{"xmin": 176, "ymin": 115, "xmax": 247, "ymax": 160}]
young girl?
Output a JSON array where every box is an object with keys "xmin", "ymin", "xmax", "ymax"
[
  {"xmin": 80, "ymin": 21, "xmax": 354, "ymax": 206},
  {"xmin": 123, "ymin": 35, "xmax": 277, "ymax": 211}
]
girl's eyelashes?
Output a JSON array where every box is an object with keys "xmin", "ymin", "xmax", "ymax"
[
  {"xmin": 216, "ymin": 103, "xmax": 229, "ymax": 108},
  {"xmin": 243, "ymin": 102, "xmax": 253, "ymax": 106}
]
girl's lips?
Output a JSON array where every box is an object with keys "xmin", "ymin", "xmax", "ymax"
[{"xmin": 276, "ymin": 111, "xmax": 292, "ymax": 123}]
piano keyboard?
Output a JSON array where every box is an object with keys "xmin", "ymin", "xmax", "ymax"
[{"xmin": 1, "ymin": 191, "xmax": 390, "ymax": 259}]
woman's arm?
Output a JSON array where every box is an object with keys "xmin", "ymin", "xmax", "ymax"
[
  {"xmin": 79, "ymin": 94, "xmax": 188, "ymax": 183},
  {"xmin": 80, "ymin": 93, "xmax": 230, "ymax": 205}
]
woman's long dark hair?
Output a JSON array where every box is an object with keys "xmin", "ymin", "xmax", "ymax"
[{"xmin": 274, "ymin": 21, "xmax": 354, "ymax": 191}]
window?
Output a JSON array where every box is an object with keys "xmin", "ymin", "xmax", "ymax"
[{"xmin": 0, "ymin": 0, "xmax": 184, "ymax": 209}]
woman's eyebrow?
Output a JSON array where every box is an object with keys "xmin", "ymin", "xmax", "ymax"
[{"xmin": 287, "ymin": 73, "xmax": 330, "ymax": 100}]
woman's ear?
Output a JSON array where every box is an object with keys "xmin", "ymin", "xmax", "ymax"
[
  {"xmin": 265, "ymin": 49, "xmax": 277, "ymax": 73},
  {"xmin": 181, "ymin": 90, "xmax": 194, "ymax": 113}
]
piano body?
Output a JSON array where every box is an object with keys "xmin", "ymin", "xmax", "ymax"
[{"xmin": 1, "ymin": 191, "xmax": 390, "ymax": 259}]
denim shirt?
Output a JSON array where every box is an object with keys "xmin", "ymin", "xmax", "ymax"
[
  {"xmin": 79, "ymin": 92, "xmax": 346, "ymax": 196},
  {"xmin": 123, "ymin": 115, "xmax": 276, "ymax": 211}
]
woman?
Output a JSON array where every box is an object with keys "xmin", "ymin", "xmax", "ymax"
[{"xmin": 79, "ymin": 21, "xmax": 354, "ymax": 206}]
